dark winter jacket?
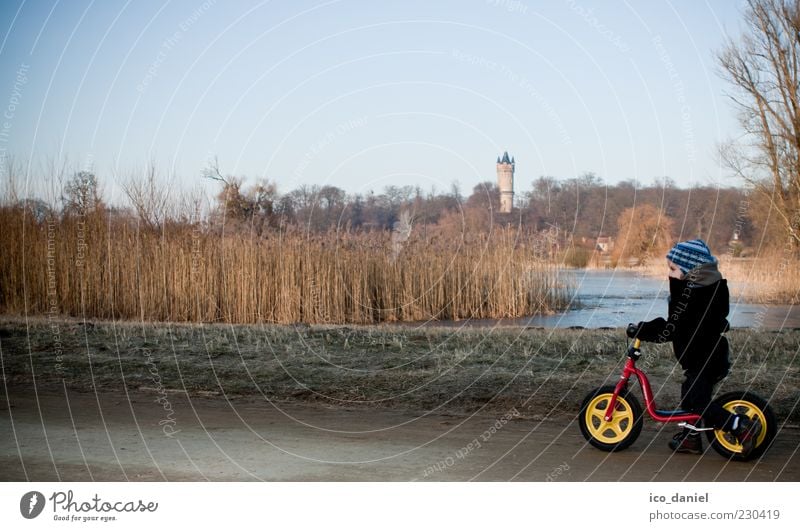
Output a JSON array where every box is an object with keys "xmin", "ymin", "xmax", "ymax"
[{"xmin": 636, "ymin": 267, "xmax": 730, "ymax": 377}]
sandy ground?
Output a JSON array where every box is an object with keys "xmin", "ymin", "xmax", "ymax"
[{"xmin": 1, "ymin": 386, "xmax": 798, "ymax": 482}]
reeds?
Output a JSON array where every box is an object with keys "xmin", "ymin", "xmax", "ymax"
[
  {"xmin": 717, "ymin": 256, "xmax": 800, "ymax": 304},
  {"xmin": 0, "ymin": 206, "xmax": 572, "ymax": 324},
  {"xmin": 596, "ymin": 254, "xmax": 799, "ymax": 304}
]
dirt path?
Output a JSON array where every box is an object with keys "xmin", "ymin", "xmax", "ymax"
[{"xmin": 1, "ymin": 386, "xmax": 798, "ymax": 481}]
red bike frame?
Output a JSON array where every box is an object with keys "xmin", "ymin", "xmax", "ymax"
[{"xmin": 604, "ymin": 339, "xmax": 701, "ymax": 424}]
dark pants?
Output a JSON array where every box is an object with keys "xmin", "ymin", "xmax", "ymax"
[{"xmin": 681, "ymin": 370, "xmax": 734, "ymax": 431}]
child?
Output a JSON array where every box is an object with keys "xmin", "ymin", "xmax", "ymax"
[{"xmin": 627, "ymin": 239, "xmax": 761, "ymax": 456}]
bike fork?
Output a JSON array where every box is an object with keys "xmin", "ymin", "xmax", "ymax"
[{"xmin": 604, "ymin": 376, "xmax": 631, "ymax": 421}]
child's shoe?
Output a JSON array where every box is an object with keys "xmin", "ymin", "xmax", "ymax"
[
  {"xmin": 668, "ymin": 430, "xmax": 703, "ymax": 454},
  {"xmin": 732, "ymin": 416, "xmax": 762, "ymax": 457}
]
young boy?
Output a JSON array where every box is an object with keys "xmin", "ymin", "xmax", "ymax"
[{"xmin": 627, "ymin": 239, "xmax": 761, "ymax": 456}]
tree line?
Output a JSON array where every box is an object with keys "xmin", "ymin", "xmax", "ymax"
[{"xmin": 2, "ymin": 158, "xmax": 785, "ymax": 267}]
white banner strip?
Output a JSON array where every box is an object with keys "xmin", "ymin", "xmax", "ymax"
[{"xmin": 2, "ymin": 482, "xmax": 797, "ymax": 530}]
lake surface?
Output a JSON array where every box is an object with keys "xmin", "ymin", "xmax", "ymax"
[{"xmin": 421, "ymin": 269, "xmax": 800, "ymax": 330}]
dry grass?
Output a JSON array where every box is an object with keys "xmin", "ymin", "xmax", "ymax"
[
  {"xmin": 2, "ymin": 317, "xmax": 797, "ymax": 422},
  {"xmin": 590, "ymin": 254, "xmax": 799, "ymax": 304},
  {"xmin": 717, "ymin": 256, "xmax": 800, "ymax": 304},
  {"xmin": 0, "ymin": 206, "xmax": 571, "ymax": 324}
]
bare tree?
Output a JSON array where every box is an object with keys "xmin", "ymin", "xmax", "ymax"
[
  {"xmin": 718, "ymin": 0, "xmax": 800, "ymax": 249},
  {"xmin": 40, "ymin": 155, "xmax": 69, "ymax": 211},
  {"xmin": 62, "ymin": 170, "xmax": 102, "ymax": 216},
  {"xmin": 613, "ymin": 204, "xmax": 674, "ymax": 266},
  {"xmin": 203, "ymin": 156, "xmax": 246, "ymax": 227},
  {"xmin": 1, "ymin": 154, "xmax": 21, "ymax": 205},
  {"xmin": 202, "ymin": 156, "xmax": 229, "ymax": 185},
  {"xmin": 391, "ymin": 209, "xmax": 413, "ymax": 262},
  {"xmin": 183, "ymin": 185, "xmax": 209, "ymax": 225},
  {"xmin": 121, "ymin": 161, "xmax": 171, "ymax": 230}
]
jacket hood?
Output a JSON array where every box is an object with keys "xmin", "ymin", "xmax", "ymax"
[{"xmin": 683, "ymin": 261, "xmax": 723, "ymax": 287}]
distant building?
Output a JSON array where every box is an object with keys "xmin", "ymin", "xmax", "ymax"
[
  {"xmin": 496, "ymin": 151, "xmax": 515, "ymax": 213},
  {"xmin": 592, "ymin": 236, "xmax": 615, "ymax": 267},
  {"xmin": 728, "ymin": 230, "xmax": 744, "ymax": 257},
  {"xmin": 596, "ymin": 236, "xmax": 614, "ymax": 253}
]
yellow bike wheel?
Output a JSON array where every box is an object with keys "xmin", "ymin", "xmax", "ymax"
[
  {"xmin": 706, "ymin": 391, "xmax": 776, "ymax": 461},
  {"xmin": 579, "ymin": 385, "xmax": 643, "ymax": 452}
]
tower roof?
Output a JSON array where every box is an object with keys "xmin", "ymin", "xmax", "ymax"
[{"xmin": 500, "ymin": 151, "xmax": 512, "ymax": 164}]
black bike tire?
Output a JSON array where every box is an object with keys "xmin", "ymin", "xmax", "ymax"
[{"xmin": 705, "ymin": 391, "xmax": 777, "ymax": 462}]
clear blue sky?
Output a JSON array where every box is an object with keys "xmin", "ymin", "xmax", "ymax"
[{"xmin": 0, "ymin": 0, "xmax": 748, "ymax": 203}]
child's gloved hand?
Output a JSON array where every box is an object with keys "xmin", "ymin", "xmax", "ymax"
[{"xmin": 626, "ymin": 322, "xmax": 641, "ymax": 338}]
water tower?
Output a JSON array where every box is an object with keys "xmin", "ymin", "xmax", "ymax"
[{"xmin": 496, "ymin": 151, "xmax": 515, "ymax": 213}]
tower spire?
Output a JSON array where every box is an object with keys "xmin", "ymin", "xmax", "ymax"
[{"xmin": 496, "ymin": 152, "xmax": 515, "ymax": 213}]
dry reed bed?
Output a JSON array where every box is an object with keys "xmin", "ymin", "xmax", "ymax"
[
  {"xmin": 717, "ymin": 257, "xmax": 800, "ymax": 304},
  {"xmin": 591, "ymin": 256, "xmax": 799, "ymax": 304},
  {"xmin": 0, "ymin": 207, "xmax": 571, "ymax": 324}
]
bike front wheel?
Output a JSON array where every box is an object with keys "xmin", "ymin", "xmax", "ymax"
[
  {"xmin": 579, "ymin": 385, "xmax": 643, "ymax": 452},
  {"xmin": 705, "ymin": 391, "xmax": 777, "ymax": 462}
]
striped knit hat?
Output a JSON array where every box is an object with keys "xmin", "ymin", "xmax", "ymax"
[{"xmin": 666, "ymin": 239, "xmax": 716, "ymax": 274}]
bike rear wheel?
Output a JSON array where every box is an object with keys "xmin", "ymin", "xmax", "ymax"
[
  {"xmin": 705, "ymin": 391, "xmax": 776, "ymax": 462},
  {"xmin": 579, "ymin": 385, "xmax": 643, "ymax": 452}
]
